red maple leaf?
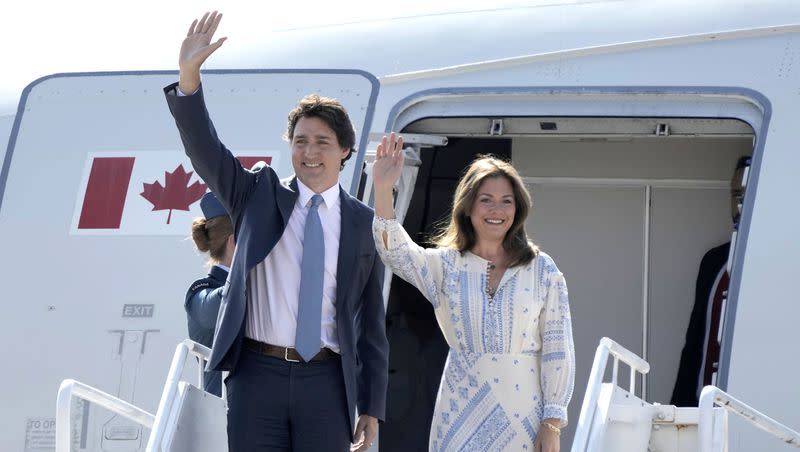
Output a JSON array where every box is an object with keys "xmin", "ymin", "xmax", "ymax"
[{"xmin": 140, "ymin": 164, "xmax": 207, "ymax": 224}]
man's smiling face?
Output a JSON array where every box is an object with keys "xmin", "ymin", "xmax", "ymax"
[{"xmin": 290, "ymin": 116, "xmax": 350, "ymax": 193}]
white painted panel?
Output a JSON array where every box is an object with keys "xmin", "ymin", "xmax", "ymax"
[
  {"xmin": 526, "ymin": 184, "xmax": 645, "ymax": 445},
  {"xmin": 726, "ymin": 100, "xmax": 800, "ymax": 451},
  {"xmin": 514, "ymin": 137, "xmax": 752, "ymax": 181},
  {"xmin": 647, "ymin": 187, "xmax": 733, "ymax": 404},
  {"xmin": 0, "ymin": 71, "xmax": 376, "ymax": 451}
]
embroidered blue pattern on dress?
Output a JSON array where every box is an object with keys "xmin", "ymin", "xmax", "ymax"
[
  {"xmin": 522, "ymin": 417, "xmax": 537, "ymax": 443},
  {"xmin": 445, "ymin": 351, "xmax": 481, "ymax": 393},
  {"xmin": 440, "ymin": 383, "xmax": 491, "ymax": 451},
  {"xmin": 459, "ymin": 387, "xmax": 469, "ymax": 400},
  {"xmin": 482, "ymin": 288, "xmax": 503, "ymax": 353},
  {"xmin": 459, "ymin": 271, "xmax": 475, "ymax": 353},
  {"xmin": 462, "ymin": 405, "xmax": 516, "ymax": 451},
  {"xmin": 543, "ymin": 351, "xmax": 566, "ymax": 362},
  {"xmin": 446, "ymin": 352, "xmax": 468, "ymax": 392},
  {"xmin": 544, "ymin": 405, "xmax": 568, "ymax": 421},
  {"xmin": 450, "ymin": 399, "xmax": 459, "ymax": 413},
  {"xmin": 373, "ymin": 220, "xmax": 575, "ymax": 451},
  {"xmin": 503, "ymin": 274, "xmax": 518, "ymax": 351},
  {"xmin": 439, "ymin": 383, "xmax": 517, "ymax": 452},
  {"xmin": 440, "ymin": 250, "xmax": 459, "ymax": 311},
  {"xmin": 482, "ymin": 271, "xmax": 520, "ymax": 354}
]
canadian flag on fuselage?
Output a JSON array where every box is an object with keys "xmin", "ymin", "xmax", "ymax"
[{"xmin": 71, "ymin": 151, "xmax": 274, "ymax": 235}]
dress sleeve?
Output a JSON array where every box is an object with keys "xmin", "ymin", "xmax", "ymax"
[
  {"xmin": 372, "ymin": 216, "xmax": 445, "ymax": 307},
  {"xmin": 539, "ymin": 271, "xmax": 576, "ymax": 426}
]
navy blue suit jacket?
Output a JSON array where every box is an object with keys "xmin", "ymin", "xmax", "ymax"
[{"xmin": 164, "ymin": 83, "xmax": 389, "ymax": 426}]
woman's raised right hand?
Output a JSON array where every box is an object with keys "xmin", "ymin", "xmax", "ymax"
[{"xmin": 372, "ymin": 133, "xmax": 404, "ymax": 194}]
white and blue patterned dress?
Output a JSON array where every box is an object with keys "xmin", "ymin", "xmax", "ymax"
[{"xmin": 373, "ymin": 218, "xmax": 575, "ymax": 451}]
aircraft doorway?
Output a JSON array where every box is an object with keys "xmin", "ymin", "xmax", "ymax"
[
  {"xmin": 379, "ymin": 137, "xmax": 511, "ymax": 451},
  {"xmin": 378, "ymin": 116, "xmax": 753, "ymax": 451}
]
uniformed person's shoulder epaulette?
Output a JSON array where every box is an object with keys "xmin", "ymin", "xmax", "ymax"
[{"xmin": 189, "ymin": 281, "xmax": 211, "ymax": 292}]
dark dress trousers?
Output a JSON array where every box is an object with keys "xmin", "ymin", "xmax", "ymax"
[
  {"xmin": 185, "ymin": 265, "xmax": 228, "ymax": 397},
  {"xmin": 164, "ymin": 83, "xmax": 389, "ymax": 449}
]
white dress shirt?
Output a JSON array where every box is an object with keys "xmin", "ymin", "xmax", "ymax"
[{"xmin": 245, "ymin": 179, "xmax": 341, "ymax": 352}]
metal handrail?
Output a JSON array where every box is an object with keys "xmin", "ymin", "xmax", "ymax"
[
  {"xmin": 571, "ymin": 337, "xmax": 650, "ymax": 452},
  {"xmin": 55, "ymin": 339, "xmax": 213, "ymax": 452},
  {"xmin": 55, "ymin": 379, "xmax": 155, "ymax": 452},
  {"xmin": 698, "ymin": 386, "xmax": 800, "ymax": 451},
  {"xmin": 145, "ymin": 339, "xmax": 213, "ymax": 451}
]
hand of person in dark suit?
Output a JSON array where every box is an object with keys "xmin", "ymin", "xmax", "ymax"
[
  {"xmin": 350, "ymin": 414, "xmax": 378, "ymax": 452},
  {"xmin": 179, "ymin": 11, "xmax": 226, "ymax": 94}
]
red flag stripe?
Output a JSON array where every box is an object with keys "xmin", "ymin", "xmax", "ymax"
[
  {"xmin": 78, "ymin": 157, "xmax": 135, "ymax": 229},
  {"xmin": 236, "ymin": 156, "xmax": 272, "ymax": 170}
]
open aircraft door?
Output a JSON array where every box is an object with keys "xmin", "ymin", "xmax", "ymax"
[
  {"xmin": 0, "ymin": 70, "xmax": 378, "ymax": 451},
  {"xmin": 362, "ymin": 133, "xmax": 446, "ymax": 303}
]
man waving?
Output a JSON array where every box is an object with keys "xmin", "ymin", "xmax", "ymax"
[{"xmin": 164, "ymin": 11, "xmax": 388, "ymax": 452}]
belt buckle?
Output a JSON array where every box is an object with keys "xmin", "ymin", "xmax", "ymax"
[{"xmin": 284, "ymin": 347, "xmax": 300, "ymax": 363}]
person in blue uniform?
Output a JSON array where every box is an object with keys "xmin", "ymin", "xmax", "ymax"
[{"xmin": 186, "ymin": 191, "xmax": 234, "ymax": 397}]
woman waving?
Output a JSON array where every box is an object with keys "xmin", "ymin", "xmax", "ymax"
[{"xmin": 372, "ymin": 134, "xmax": 575, "ymax": 452}]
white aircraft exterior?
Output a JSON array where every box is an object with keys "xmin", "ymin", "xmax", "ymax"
[{"xmin": 1, "ymin": 1, "xmax": 799, "ymax": 451}]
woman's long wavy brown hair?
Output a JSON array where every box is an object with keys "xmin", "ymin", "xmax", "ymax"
[{"xmin": 431, "ymin": 155, "xmax": 538, "ymax": 267}]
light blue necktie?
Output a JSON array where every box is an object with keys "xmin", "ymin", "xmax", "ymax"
[{"xmin": 295, "ymin": 194, "xmax": 325, "ymax": 362}]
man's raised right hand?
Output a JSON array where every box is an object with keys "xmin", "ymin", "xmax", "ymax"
[{"xmin": 178, "ymin": 11, "xmax": 226, "ymax": 94}]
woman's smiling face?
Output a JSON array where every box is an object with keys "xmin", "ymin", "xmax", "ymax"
[{"xmin": 468, "ymin": 176, "xmax": 516, "ymax": 242}]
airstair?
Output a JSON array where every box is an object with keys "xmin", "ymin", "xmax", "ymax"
[
  {"xmin": 571, "ymin": 338, "xmax": 800, "ymax": 452},
  {"xmin": 55, "ymin": 337, "xmax": 800, "ymax": 451},
  {"xmin": 56, "ymin": 340, "xmax": 227, "ymax": 452}
]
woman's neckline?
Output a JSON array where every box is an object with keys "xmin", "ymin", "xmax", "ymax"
[{"xmin": 467, "ymin": 250, "xmax": 506, "ymax": 266}]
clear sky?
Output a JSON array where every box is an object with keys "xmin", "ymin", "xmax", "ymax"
[{"xmin": 0, "ymin": 0, "xmax": 535, "ymax": 113}]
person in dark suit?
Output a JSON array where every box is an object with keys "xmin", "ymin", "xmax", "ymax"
[
  {"xmin": 186, "ymin": 191, "xmax": 234, "ymax": 397},
  {"xmin": 164, "ymin": 11, "xmax": 388, "ymax": 452},
  {"xmin": 671, "ymin": 156, "xmax": 750, "ymax": 406}
]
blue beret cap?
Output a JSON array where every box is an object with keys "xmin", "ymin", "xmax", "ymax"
[{"xmin": 200, "ymin": 192, "xmax": 228, "ymax": 220}]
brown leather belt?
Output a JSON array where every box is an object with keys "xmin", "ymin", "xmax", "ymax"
[{"xmin": 243, "ymin": 337, "xmax": 339, "ymax": 363}]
